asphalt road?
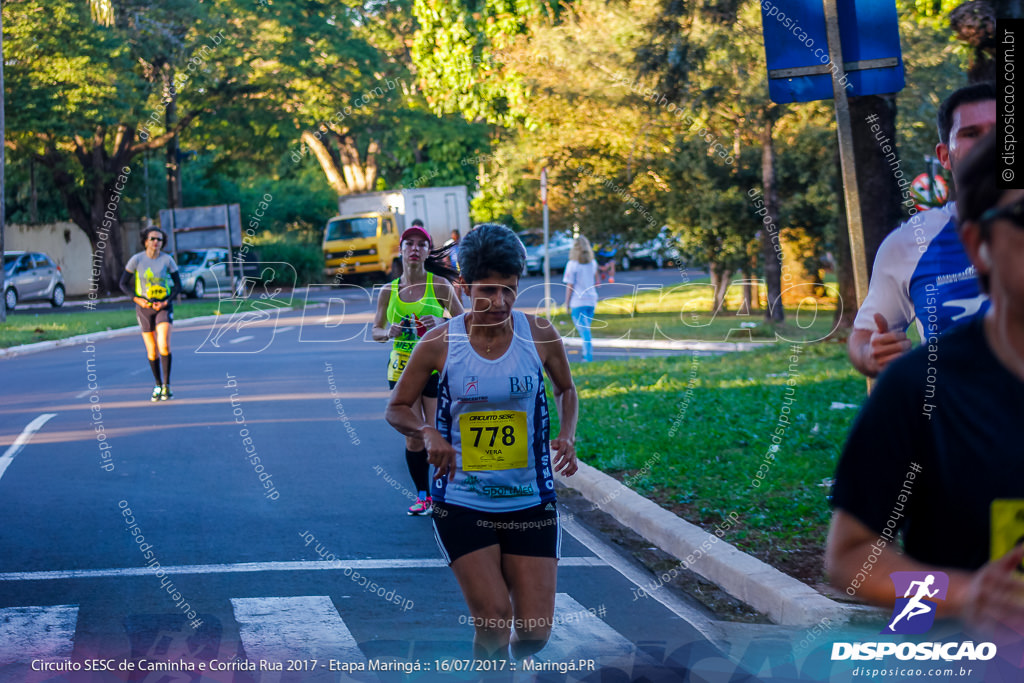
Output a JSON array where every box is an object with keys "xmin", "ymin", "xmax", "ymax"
[
  {"xmin": 10, "ymin": 266, "xmax": 704, "ymax": 317},
  {"xmin": 0, "ymin": 296, "xmax": 771, "ymax": 682}
]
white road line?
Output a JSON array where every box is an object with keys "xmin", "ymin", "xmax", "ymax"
[
  {"xmin": 232, "ymin": 596, "xmax": 367, "ymax": 664},
  {"xmin": 229, "ymin": 335, "xmax": 255, "ymax": 344},
  {"xmin": 560, "ymin": 515, "xmax": 727, "ymax": 648},
  {"xmin": 0, "ymin": 413, "xmax": 57, "ymax": 483},
  {"xmin": 538, "ymin": 593, "xmax": 657, "ymax": 674},
  {"xmin": 0, "ymin": 604, "xmax": 78, "ymax": 666},
  {"xmin": 0, "ymin": 556, "xmax": 606, "ymax": 582}
]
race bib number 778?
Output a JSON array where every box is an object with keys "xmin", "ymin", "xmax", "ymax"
[{"xmin": 460, "ymin": 411, "xmax": 528, "ymax": 471}]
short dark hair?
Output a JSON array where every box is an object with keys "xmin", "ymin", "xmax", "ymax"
[
  {"xmin": 411, "ymin": 218, "xmax": 424, "ymax": 228},
  {"xmin": 457, "ymin": 223, "xmax": 526, "ymax": 283},
  {"xmin": 954, "ymin": 129, "xmax": 999, "ymax": 292},
  {"xmin": 142, "ymin": 227, "xmax": 167, "ymax": 246},
  {"xmin": 937, "ymin": 82, "xmax": 996, "ymax": 145}
]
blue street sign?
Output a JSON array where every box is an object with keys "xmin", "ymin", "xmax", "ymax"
[{"xmin": 761, "ymin": 0, "xmax": 904, "ymax": 103}]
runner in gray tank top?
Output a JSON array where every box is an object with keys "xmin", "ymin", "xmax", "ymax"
[{"xmin": 386, "ymin": 224, "xmax": 579, "ymax": 662}]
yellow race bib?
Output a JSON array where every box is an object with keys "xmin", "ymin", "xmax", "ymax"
[
  {"xmin": 460, "ymin": 411, "xmax": 528, "ymax": 471},
  {"xmin": 146, "ymin": 284, "xmax": 168, "ymax": 300},
  {"xmin": 991, "ymin": 500, "xmax": 1024, "ymax": 563},
  {"xmin": 388, "ymin": 339, "xmax": 416, "ymax": 382}
]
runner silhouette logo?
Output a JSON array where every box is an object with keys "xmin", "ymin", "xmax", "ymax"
[{"xmin": 883, "ymin": 571, "xmax": 949, "ymax": 635}]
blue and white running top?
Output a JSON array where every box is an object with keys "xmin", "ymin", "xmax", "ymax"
[
  {"xmin": 433, "ymin": 310, "xmax": 555, "ymax": 512},
  {"xmin": 854, "ymin": 202, "xmax": 989, "ymax": 339}
]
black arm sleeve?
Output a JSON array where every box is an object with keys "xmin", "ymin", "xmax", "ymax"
[
  {"xmin": 119, "ymin": 270, "xmax": 135, "ymax": 298},
  {"xmin": 169, "ymin": 271, "xmax": 182, "ymax": 300}
]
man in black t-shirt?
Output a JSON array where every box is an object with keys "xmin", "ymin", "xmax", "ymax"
[{"xmin": 827, "ymin": 131, "xmax": 1024, "ymax": 628}]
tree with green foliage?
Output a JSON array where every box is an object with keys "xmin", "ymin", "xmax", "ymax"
[{"xmin": 3, "ymin": 0, "xmax": 252, "ymax": 292}]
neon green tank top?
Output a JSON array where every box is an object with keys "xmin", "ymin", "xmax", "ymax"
[{"xmin": 386, "ymin": 272, "xmax": 445, "ymax": 381}]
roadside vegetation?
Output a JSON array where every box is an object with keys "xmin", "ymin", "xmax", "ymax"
[
  {"xmin": 551, "ymin": 342, "xmax": 864, "ymax": 587},
  {"xmin": 550, "ymin": 275, "xmax": 842, "ymax": 344},
  {"xmin": 0, "ymin": 298, "xmax": 292, "ymax": 348}
]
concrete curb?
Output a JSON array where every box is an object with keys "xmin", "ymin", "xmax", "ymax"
[
  {"xmin": 0, "ymin": 311, "xmax": 286, "ymax": 360},
  {"xmin": 556, "ymin": 461, "xmax": 849, "ymax": 627}
]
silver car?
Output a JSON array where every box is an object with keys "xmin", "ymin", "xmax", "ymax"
[
  {"xmin": 177, "ymin": 248, "xmax": 235, "ymax": 298},
  {"xmin": 3, "ymin": 251, "xmax": 66, "ymax": 311},
  {"xmin": 522, "ymin": 232, "xmax": 573, "ymax": 275}
]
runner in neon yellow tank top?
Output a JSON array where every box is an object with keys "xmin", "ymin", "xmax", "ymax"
[
  {"xmin": 373, "ymin": 222, "xmax": 463, "ymax": 515},
  {"xmin": 384, "ymin": 272, "xmax": 446, "ymax": 382}
]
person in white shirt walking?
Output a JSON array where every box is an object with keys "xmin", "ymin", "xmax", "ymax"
[{"xmin": 563, "ymin": 235, "xmax": 600, "ymax": 362}]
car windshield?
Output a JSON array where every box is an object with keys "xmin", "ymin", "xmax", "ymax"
[
  {"xmin": 519, "ymin": 233, "xmax": 543, "ymax": 247},
  {"xmin": 326, "ymin": 217, "xmax": 378, "ymax": 240},
  {"xmin": 3, "ymin": 254, "xmax": 21, "ymax": 272},
  {"xmin": 177, "ymin": 251, "xmax": 208, "ymax": 267}
]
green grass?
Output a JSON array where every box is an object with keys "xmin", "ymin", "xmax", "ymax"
[
  {"xmin": 552, "ymin": 277, "xmax": 843, "ymax": 344},
  {"xmin": 0, "ymin": 299, "xmax": 290, "ymax": 348},
  {"xmin": 551, "ymin": 341, "xmax": 867, "ymax": 583}
]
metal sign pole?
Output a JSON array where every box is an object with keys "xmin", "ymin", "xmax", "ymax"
[
  {"xmin": 823, "ymin": 0, "xmax": 870, "ymax": 310},
  {"xmin": 541, "ymin": 167, "xmax": 551, "ymax": 319}
]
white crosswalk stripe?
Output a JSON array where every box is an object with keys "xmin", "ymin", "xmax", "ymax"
[
  {"xmin": 0, "ymin": 604, "xmax": 78, "ymax": 666},
  {"xmin": 231, "ymin": 596, "xmax": 367, "ymax": 664},
  {"xmin": 0, "ymin": 593, "xmax": 657, "ymax": 678}
]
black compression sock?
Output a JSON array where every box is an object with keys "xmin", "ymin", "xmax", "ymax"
[
  {"xmin": 149, "ymin": 358, "xmax": 162, "ymax": 385},
  {"xmin": 406, "ymin": 448, "xmax": 430, "ymax": 495},
  {"xmin": 160, "ymin": 353, "xmax": 172, "ymax": 386}
]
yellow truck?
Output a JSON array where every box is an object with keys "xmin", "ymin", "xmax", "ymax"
[{"xmin": 323, "ymin": 186, "xmax": 470, "ymax": 281}]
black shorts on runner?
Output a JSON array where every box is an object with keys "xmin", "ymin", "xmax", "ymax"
[
  {"xmin": 431, "ymin": 502, "xmax": 561, "ymax": 564},
  {"xmin": 388, "ymin": 370, "xmax": 439, "ymax": 398},
  {"xmin": 136, "ymin": 304, "xmax": 173, "ymax": 333}
]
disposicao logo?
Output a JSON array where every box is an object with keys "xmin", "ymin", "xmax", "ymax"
[
  {"xmin": 883, "ymin": 571, "xmax": 948, "ymax": 635},
  {"xmin": 831, "ymin": 571, "xmax": 997, "ymax": 663}
]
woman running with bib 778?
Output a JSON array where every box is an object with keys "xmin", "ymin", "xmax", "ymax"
[{"xmin": 386, "ymin": 223, "xmax": 579, "ymax": 661}]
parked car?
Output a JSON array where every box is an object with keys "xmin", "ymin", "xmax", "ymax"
[
  {"xmin": 622, "ymin": 228, "xmax": 682, "ymax": 270},
  {"xmin": 521, "ymin": 231, "xmax": 573, "ymax": 275},
  {"xmin": 177, "ymin": 248, "xmax": 237, "ymax": 298},
  {"xmin": 3, "ymin": 251, "xmax": 66, "ymax": 311}
]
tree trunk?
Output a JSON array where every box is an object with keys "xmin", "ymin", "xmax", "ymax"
[
  {"xmin": 760, "ymin": 122, "xmax": 784, "ymax": 323},
  {"xmin": 709, "ymin": 265, "xmax": 732, "ymax": 313},
  {"xmin": 163, "ymin": 65, "xmax": 182, "ymax": 209},
  {"xmin": 90, "ymin": 180, "xmax": 129, "ymax": 293},
  {"xmin": 743, "ymin": 273, "xmax": 756, "ymax": 313},
  {"xmin": 40, "ymin": 138, "xmax": 134, "ymax": 294},
  {"xmin": 29, "ymin": 158, "xmax": 38, "ymax": 223},
  {"xmin": 337, "ymin": 135, "xmax": 380, "ymax": 193},
  {"xmin": 302, "ymin": 130, "xmax": 348, "ymax": 196}
]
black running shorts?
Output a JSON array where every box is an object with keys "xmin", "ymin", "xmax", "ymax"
[
  {"xmin": 388, "ymin": 370, "xmax": 439, "ymax": 398},
  {"xmin": 431, "ymin": 502, "xmax": 561, "ymax": 564},
  {"xmin": 136, "ymin": 304, "xmax": 173, "ymax": 333}
]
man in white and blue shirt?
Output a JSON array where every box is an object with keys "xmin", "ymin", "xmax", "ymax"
[{"xmin": 848, "ymin": 83, "xmax": 994, "ymax": 377}]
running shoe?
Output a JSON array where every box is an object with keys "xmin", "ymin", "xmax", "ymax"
[
  {"xmin": 151, "ymin": 385, "xmax": 162, "ymax": 402},
  {"xmin": 160, "ymin": 385, "xmax": 173, "ymax": 401},
  {"xmin": 408, "ymin": 497, "xmax": 432, "ymax": 516}
]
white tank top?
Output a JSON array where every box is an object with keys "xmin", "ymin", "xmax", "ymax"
[{"xmin": 433, "ymin": 310, "xmax": 555, "ymax": 511}]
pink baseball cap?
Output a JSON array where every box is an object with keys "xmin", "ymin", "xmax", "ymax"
[{"xmin": 401, "ymin": 225, "xmax": 432, "ymax": 246}]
